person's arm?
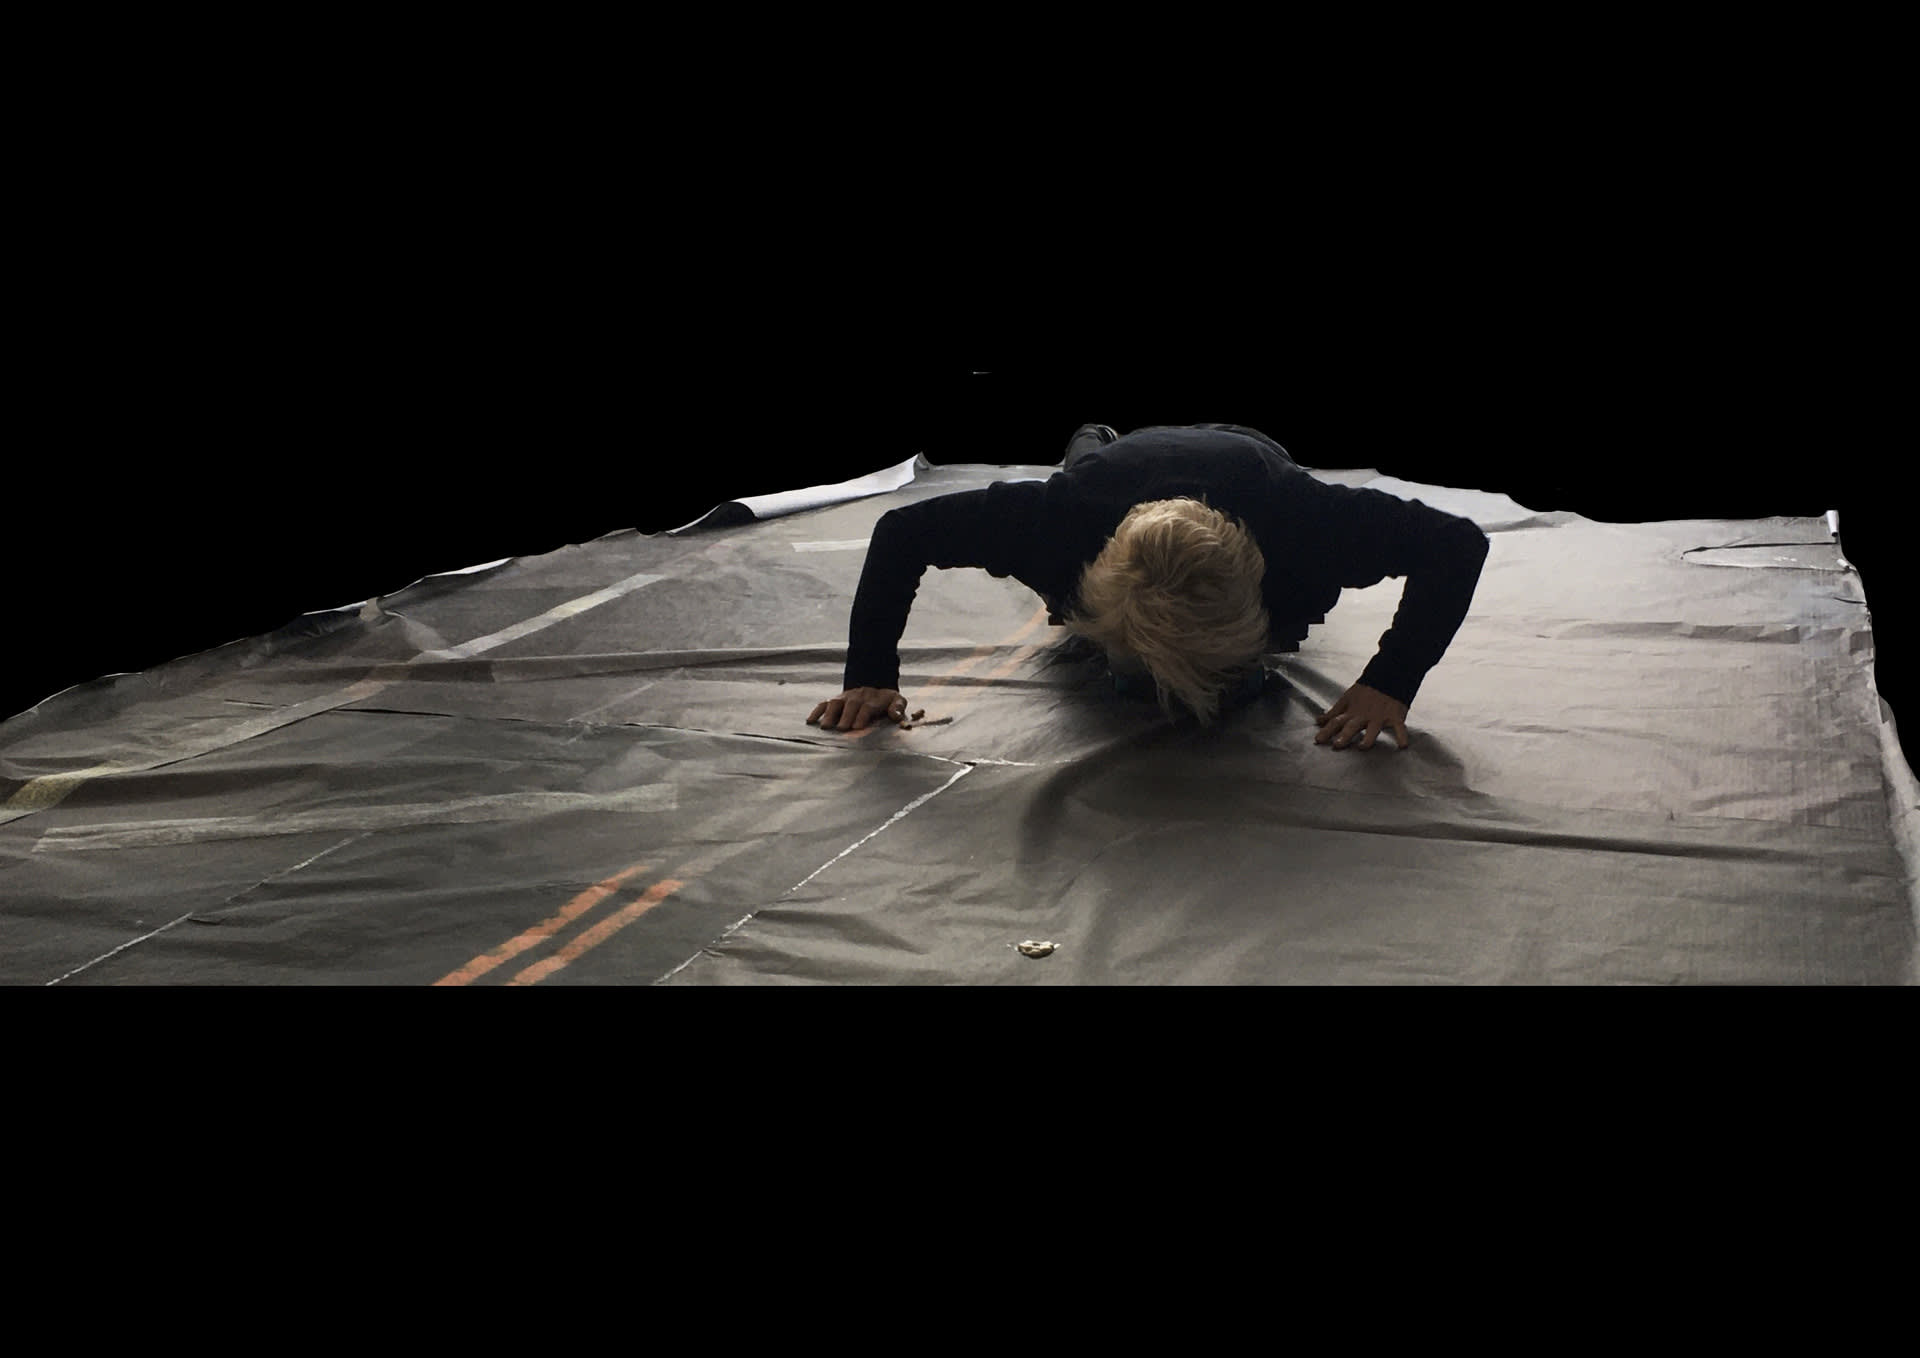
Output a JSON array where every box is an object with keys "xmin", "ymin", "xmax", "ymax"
[
  {"xmin": 842, "ymin": 483, "xmax": 1044, "ymax": 693},
  {"xmin": 1311, "ymin": 483, "xmax": 1491, "ymax": 711}
]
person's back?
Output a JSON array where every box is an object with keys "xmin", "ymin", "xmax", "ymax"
[{"xmin": 808, "ymin": 423, "xmax": 1492, "ymax": 752}]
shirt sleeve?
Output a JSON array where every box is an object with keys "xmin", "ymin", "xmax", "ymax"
[
  {"xmin": 1309, "ymin": 483, "xmax": 1491, "ymax": 710},
  {"xmin": 842, "ymin": 484, "xmax": 1044, "ymax": 692}
]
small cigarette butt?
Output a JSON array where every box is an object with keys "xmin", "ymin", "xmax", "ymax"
[{"xmin": 910, "ymin": 709, "xmax": 926, "ymax": 721}]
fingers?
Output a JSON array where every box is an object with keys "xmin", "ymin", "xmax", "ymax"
[
  {"xmin": 848, "ymin": 698, "xmax": 908, "ymax": 731},
  {"xmin": 1316, "ymin": 712, "xmax": 1364, "ymax": 745},
  {"xmin": 1314, "ymin": 686, "xmax": 1412, "ymax": 751},
  {"xmin": 810, "ymin": 690, "xmax": 908, "ymax": 733},
  {"xmin": 1317, "ymin": 716, "xmax": 1398, "ymax": 749}
]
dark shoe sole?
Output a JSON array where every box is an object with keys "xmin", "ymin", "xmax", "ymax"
[{"xmin": 1063, "ymin": 424, "xmax": 1119, "ymax": 470}]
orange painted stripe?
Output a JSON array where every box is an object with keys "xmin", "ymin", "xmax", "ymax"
[
  {"xmin": 507, "ymin": 879, "xmax": 685, "ymax": 985},
  {"xmin": 447, "ymin": 602, "xmax": 1057, "ymax": 985},
  {"xmin": 433, "ymin": 862, "xmax": 652, "ymax": 986}
]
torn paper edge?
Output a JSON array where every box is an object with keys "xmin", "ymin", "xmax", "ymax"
[{"xmin": 666, "ymin": 454, "xmax": 926, "ymax": 535}]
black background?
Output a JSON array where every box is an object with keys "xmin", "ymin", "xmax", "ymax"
[{"xmin": 5, "ymin": 358, "xmax": 1909, "ymax": 776}]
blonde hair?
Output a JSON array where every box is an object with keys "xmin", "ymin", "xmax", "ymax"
[{"xmin": 1063, "ymin": 497, "xmax": 1270, "ymax": 727}]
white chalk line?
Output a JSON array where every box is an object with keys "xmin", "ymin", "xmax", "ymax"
[
  {"xmin": 33, "ymin": 784, "xmax": 678, "ymax": 855},
  {"xmin": 44, "ymin": 832, "xmax": 369, "ymax": 985},
  {"xmin": 655, "ymin": 762, "xmax": 976, "ymax": 982},
  {"xmin": 2, "ymin": 570, "xmax": 668, "ymax": 826}
]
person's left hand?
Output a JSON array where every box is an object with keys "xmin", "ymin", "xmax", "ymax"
[{"xmin": 1316, "ymin": 682, "xmax": 1411, "ymax": 751}]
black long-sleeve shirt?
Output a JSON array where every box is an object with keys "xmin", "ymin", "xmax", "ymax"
[{"xmin": 844, "ymin": 427, "xmax": 1490, "ymax": 710}]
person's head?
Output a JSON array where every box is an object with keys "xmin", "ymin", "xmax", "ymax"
[{"xmin": 1063, "ymin": 497, "xmax": 1270, "ymax": 727}]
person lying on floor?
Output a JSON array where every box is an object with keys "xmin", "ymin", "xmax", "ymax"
[{"xmin": 807, "ymin": 422, "xmax": 1491, "ymax": 751}]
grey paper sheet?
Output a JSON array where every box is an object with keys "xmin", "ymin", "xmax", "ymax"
[{"xmin": 3, "ymin": 458, "xmax": 1914, "ymax": 985}]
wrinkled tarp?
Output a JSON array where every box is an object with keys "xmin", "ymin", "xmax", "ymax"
[{"xmin": 2, "ymin": 457, "xmax": 1914, "ymax": 984}]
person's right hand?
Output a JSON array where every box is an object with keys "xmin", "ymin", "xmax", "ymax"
[{"xmin": 808, "ymin": 687, "xmax": 908, "ymax": 732}]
